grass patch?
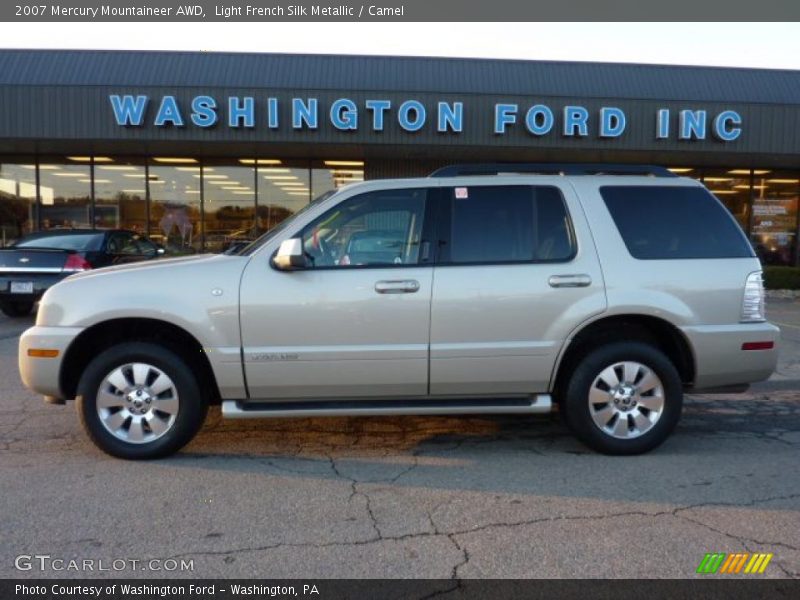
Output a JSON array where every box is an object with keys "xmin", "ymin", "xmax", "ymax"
[{"xmin": 763, "ymin": 266, "xmax": 800, "ymax": 290}]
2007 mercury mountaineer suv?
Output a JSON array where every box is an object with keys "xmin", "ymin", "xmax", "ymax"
[{"xmin": 18, "ymin": 164, "xmax": 780, "ymax": 459}]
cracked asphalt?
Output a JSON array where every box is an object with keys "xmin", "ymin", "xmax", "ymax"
[{"xmin": 1, "ymin": 301, "xmax": 799, "ymax": 580}]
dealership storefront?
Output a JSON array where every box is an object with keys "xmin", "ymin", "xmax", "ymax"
[{"xmin": 1, "ymin": 50, "xmax": 800, "ymax": 263}]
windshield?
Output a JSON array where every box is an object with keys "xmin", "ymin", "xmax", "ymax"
[
  {"xmin": 14, "ymin": 232, "xmax": 104, "ymax": 251},
  {"xmin": 239, "ymin": 189, "xmax": 341, "ymax": 256}
]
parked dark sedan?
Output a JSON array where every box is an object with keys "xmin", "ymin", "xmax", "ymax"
[{"xmin": 0, "ymin": 229, "xmax": 164, "ymax": 317}]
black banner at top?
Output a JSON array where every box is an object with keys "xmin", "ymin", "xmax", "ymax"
[{"xmin": 3, "ymin": 0, "xmax": 800, "ymax": 21}]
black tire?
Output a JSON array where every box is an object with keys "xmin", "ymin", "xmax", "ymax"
[
  {"xmin": 0, "ymin": 300, "xmax": 34, "ymax": 317},
  {"xmin": 76, "ymin": 342, "xmax": 208, "ymax": 459},
  {"xmin": 561, "ymin": 342, "xmax": 683, "ymax": 455}
]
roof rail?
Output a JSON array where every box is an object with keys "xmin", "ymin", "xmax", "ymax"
[{"xmin": 429, "ymin": 163, "xmax": 677, "ymax": 178}]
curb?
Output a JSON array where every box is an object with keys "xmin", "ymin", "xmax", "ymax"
[{"xmin": 766, "ymin": 290, "xmax": 800, "ymax": 300}]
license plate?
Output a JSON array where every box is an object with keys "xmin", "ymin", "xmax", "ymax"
[{"xmin": 10, "ymin": 281, "xmax": 33, "ymax": 294}]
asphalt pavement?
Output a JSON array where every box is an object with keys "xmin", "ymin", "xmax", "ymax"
[{"xmin": 0, "ymin": 302, "xmax": 798, "ymax": 579}]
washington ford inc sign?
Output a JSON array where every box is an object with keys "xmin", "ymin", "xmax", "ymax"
[{"xmin": 109, "ymin": 95, "xmax": 743, "ymax": 141}]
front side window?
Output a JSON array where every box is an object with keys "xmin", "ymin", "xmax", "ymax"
[
  {"xmin": 133, "ymin": 236, "xmax": 159, "ymax": 256},
  {"xmin": 300, "ymin": 188, "xmax": 428, "ymax": 268},
  {"xmin": 107, "ymin": 232, "xmax": 139, "ymax": 255},
  {"xmin": 441, "ymin": 185, "xmax": 574, "ymax": 264}
]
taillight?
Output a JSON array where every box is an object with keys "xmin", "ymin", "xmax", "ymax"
[
  {"xmin": 63, "ymin": 254, "xmax": 92, "ymax": 272},
  {"xmin": 741, "ymin": 271, "xmax": 766, "ymax": 323}
]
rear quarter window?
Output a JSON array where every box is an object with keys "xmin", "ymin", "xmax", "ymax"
[
  {"xmin": 600, "ymin": 185, "xmax": 755, "ymax": 260},
  {"xmin": 14, "ymin": 233, "xmax": 105, "ymax": 251}
]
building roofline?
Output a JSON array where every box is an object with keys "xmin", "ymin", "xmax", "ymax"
[
  {"xmin": 1, "ymin": 48, "xmax": 799, "ymax": 105},
  {"xmin": 1, "ymin": 47, "xmax": 799, "ymax": 76}
]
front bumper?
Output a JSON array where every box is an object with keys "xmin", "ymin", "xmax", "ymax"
[
  {"xmin": 18, "ymin": 325, "xmax": 85, "ymax": 399},
  {"xmin": 682, "ymin": 322, "xmax": 781, "ymax": 390}
]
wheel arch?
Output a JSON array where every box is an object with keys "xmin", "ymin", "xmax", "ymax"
[
  {"xmin": 60, "ymin": 317, "xmax": 221, "ymax": 404},
  {"xmin": 551, "ymin": 314, "xmax": 696, "ymax": 400}
]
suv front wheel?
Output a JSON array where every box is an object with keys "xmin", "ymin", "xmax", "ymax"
[
  {"xmin": 76, "ymin": 342, "xmax": 208, "ymax": 459},
  {"xmin": 561, "ymin": 342, "xmax": 683, "ymax": 455}
]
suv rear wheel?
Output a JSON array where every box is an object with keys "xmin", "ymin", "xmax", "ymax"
[
  {"xmin": 76, "ymin": 342, "xmax": 208, "ymax": 459},
  {"xmin": 561, "ymin": 342, "xmax": 683, "ymax": 455}
]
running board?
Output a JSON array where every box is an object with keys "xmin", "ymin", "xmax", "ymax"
[{"xmin": 222, "ymin": 395, "xmax": 552, "ymax": 419}]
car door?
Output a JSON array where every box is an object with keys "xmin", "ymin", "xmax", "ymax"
[
  {"xmin": 429, "ymin": 181, "xmax": 607, "ymax": 396},
  {"xmin": 239, "ymin": 186, "xmax": 436, "ymax": 401}
]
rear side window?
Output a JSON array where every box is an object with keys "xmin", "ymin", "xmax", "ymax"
[
  {"xmin": 600, "ymin": 186, "xmax": 754, "ymax": 260},
  {"xmin": 15, "ymin": 233, "xmax": 104, "ymax": 251},
  {"xmin": 442, "ymin": 185, "xmax": 574, "ymax": 264}
]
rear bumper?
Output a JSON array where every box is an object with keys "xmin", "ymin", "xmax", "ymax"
[
  {"xmin": 0, "ymin": 273, "xmax": 66, "ymax": 303},
  {"xmin": 682, "ymin": 322, "xmax": 780, "ymax": 390},
  {"xmin": 18, "ymin": 325, "xmax": 84, "ymax": 399}
]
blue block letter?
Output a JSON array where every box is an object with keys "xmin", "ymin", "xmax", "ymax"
[
  {"xmin": 656, "ymin": 108, "xmax": 670, "ymax": 139},
  {"xmin": 494, "ymin": 104, "xmax": 517, "ymax": 134},
  {"xmin": 331, "ymin": 99, "xmax": 358, "ymax": 130},
  {"xmin": 525, "ymin": 105, "xmax": 554, "ymax": 136},
  {"xmin": 292, "ymin": 98, "xmax": 319, "ymax": 129},
  {"xmin": 191, "ymin": 96, "xmax": 217, "ymax": 128},
  {"xmin": 679, "ymin": 110, "xmax": 707, "ymax": 140},
  {"xmin": 713, "ymin": 110, "xmax": 742, "ymax": 142},
  {"xmin": 366, "ymin": 100, "xmax": 391, "ymax": 131},
  {"xmin": 563, "ymin": 106, "xmax": 589, "ymax": 136},
  {"xmin": 267, "ymin": 98, "xmax": 279, "ymax": 129},
  {"xmin": 228, "ymin": 97, "xmax": 255, "ymax": 128},
  {"xmin": 437, "ymin": 102, "xmax": 463, "ymax": 133},
  {"xmin": 600, "ymin": 107, "xmax": 626, "ymax": 138},
  {"xmin": 109, "ymin": 95, "xmax": 148, "ymax": 126},
  {"xmin": 154, "ymin": 96, "xmax": 185, "ymax": 127},
  {"xmin": 399, "ymin": 100, "xmax": 426, "ymax": 132}
]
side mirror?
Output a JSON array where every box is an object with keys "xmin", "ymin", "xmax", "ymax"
[{"xmin": 272, "ymin": 238, "xmax": 308, "ymax": 271}]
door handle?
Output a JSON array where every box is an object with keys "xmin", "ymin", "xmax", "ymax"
[
  {"xmin": 548, "ymin": 274, "xmax": 592, "ymax": 288},
  {"xmin": 375, "ymin": 280, "xmax": 420, "ymax": 294}
]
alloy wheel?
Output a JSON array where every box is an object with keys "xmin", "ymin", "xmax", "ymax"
[
  {"xmin": 587, "ymin": 361, "xmax": 665, "ymax": 439},
  {"xmin": 95, "ymin": 362, "xmax": 179, "ymax": 444}
]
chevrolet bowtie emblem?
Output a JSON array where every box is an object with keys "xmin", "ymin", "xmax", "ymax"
[{"xmin": 19, "ymin": 257, "xmax": 30, "ymax": 263}]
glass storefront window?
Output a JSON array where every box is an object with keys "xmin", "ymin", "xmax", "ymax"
[
  {"xmin": 666, "ymin": 167, "xmax": 697, "ymax": 176},
  {"xmin": 312, "ymin": 160, "xmax": 364, "ymax": 199},
  {"xmin": 257, "ymin": 162, "xmax": 312, "ymax": 232},
  {"xmin": 0, "ymin": 161, "xmax": 37, "ymax": 246},
  {"xmin": 93, "ymin": 158, "xmax": 147, "ymax": 233},
  {"xmin": 38, "ymin": 158, "xmax": 91, "ymax": 229},
  {"xmin": 203, "ymin": 163, "xmax": 257, "ymax": 253},
  {"xmin": 751, "ymin": 170, "xmax": 798, "ymax": 266},
  {"xmin": 8, "ymin": 157, "xmax": 800, "ymax": 266},
  {"xmin": 0, "ymin": 155, "xmax": 367, "ymax": 253},
  {"xmin": 149, "ymin": 160, "xmax": 201, "ymax": 254},
  {"xmin": 703, "ymin": 168, "xmax": 752, "ymax": 232}
]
